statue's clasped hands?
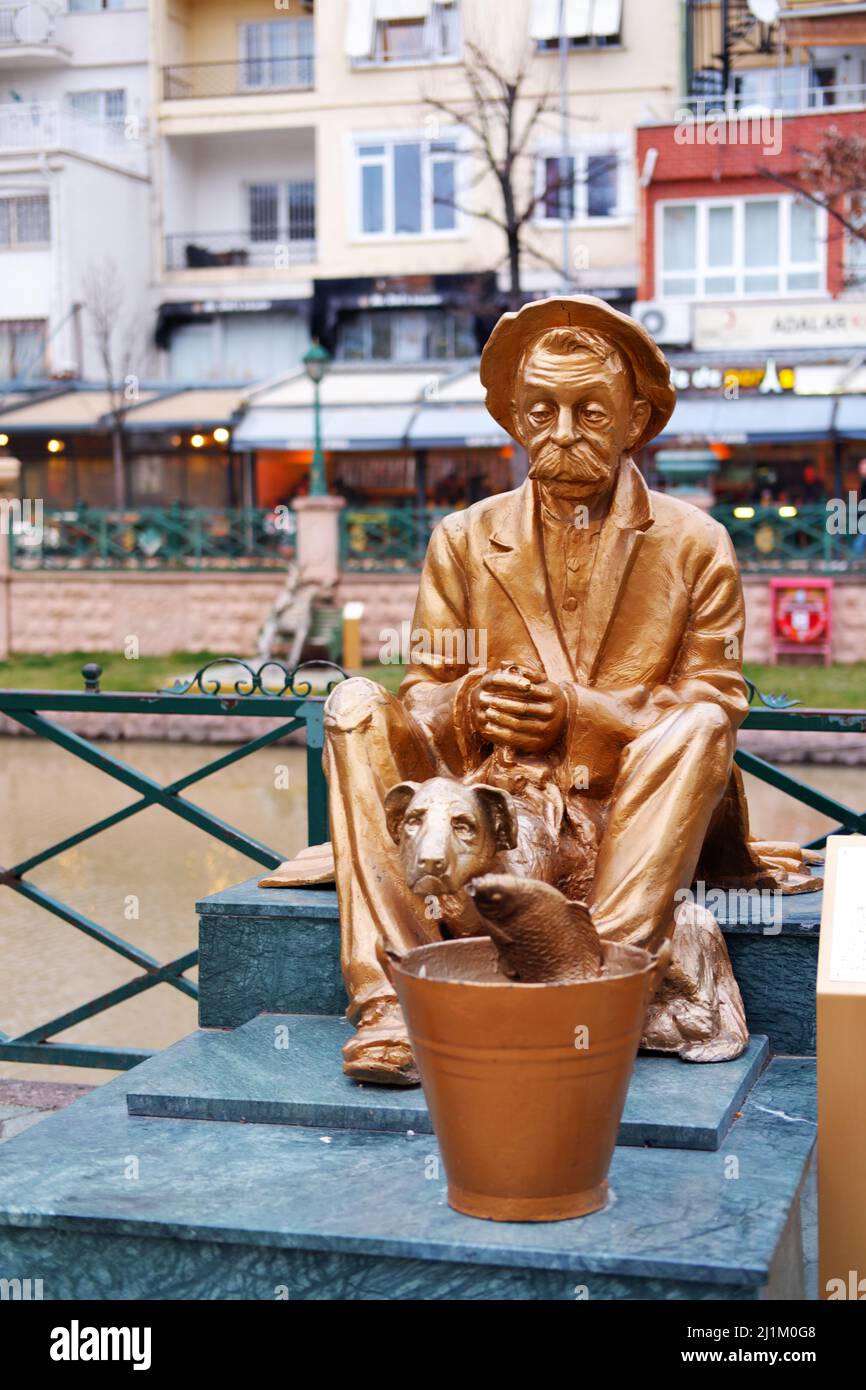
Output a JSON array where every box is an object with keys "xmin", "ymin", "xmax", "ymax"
[{"xmin": 471, "ymin": 662, "xmax": 568, "ymax": 755}]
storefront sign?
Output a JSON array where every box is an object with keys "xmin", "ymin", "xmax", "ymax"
[{"xmin": 695, "ymin": 302, "xmax": 866, "ymax": 352}]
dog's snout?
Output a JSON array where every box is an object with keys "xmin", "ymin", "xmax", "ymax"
[{"xmin": 418, "ymin": 854, "xmax": 447, "ymax": 875}]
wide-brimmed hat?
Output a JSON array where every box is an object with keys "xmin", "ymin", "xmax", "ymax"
[{"xmin": 480, "ymin": 295, "xmax": 676, "ymax": 451}]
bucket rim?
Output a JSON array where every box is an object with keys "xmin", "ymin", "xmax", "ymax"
[{"xmin": 392, "ymin": 936, "xmax": 658, "ymax": 990}]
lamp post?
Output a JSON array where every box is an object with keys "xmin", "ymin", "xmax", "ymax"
[{"xmin": 303, "ymin": 341, "xmax": 331, "ymax": 497}]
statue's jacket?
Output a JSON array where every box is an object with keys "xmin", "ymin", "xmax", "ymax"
[{"xmin": 399, "ymin": 458, "xmax": 749, "ymax": 802}]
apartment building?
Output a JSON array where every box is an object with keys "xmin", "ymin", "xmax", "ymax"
[
  {"xmin": 0, "ymin": 1, "xmax": 151, "ymax": 384},
  {"xmin": 150, "ymin": 0, "xmax": 683, "ymax": 383},
  {"xmin": 635, "ymin": 0, "xmax": 866, "ymax": 505}
]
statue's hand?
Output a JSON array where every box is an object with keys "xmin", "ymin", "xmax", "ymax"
[{"xmin": 471, "ymin": 664, "xmax": 567, "ymax": 754}]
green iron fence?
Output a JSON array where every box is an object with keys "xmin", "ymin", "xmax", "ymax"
[
  {"xmin": 0, "ymin": 663, "xmax": 863, "ymax": 1072},
  {"xmin": 9, "ymin": 507, "xmax": 296, "ymax": 571},
  {"xmin": 711, "ymin": 504, "xmax": 864, "ymax": 572},
  {"xmin": 341, "ymin": 504, "xmax": 863, "ymax": 574},
  {"xmin": 0, "ymin": 659, "xmax": 343, "ymax": 1071},
  {"xmin": 340, "ymin": 508, "xmax": 450, "ymax": 572}
]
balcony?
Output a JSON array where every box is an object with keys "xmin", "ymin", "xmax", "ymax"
[
  {"xmin": 0, "ymin": 1, "xmax": 69, "ymax": 67},
  {"xmin": 0, "ymin": 100, "xmax": 144, "ymax": 169},
  {"xmin": 165, "ymin": 229, "xmax": 316, "ymax": 274},
  {"xmin": 163, "ymin": 55, "xmax": 314, "ymax": 101}
]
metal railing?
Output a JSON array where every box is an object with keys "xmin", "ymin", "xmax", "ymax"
[
  {"xmin": 340, "ymin": 507, "xmax": 450, "ymax": 573},
  {"xmin": 0, "ymin": 658, "xmax": 344, "ymax": 1071},
  {"xmin": 9, "ymin": 507, "xmax": 296, "ymax": 572},
  {"xmin": 0, "ymin": 665, "xmax": 863, "ymax": 1071},
  {"xmin": 712, "ymin": 504, "xmax": 865, "ymax": 573},
  {"xmin": 165, "ymin": 227, "xmax": 316, "ymax": 272},
  {"xmin": 0, "ymin": 101, "xmax": 143, "ymax": 167},
  {"xmin": 676, "ymin": 83, "xmax": 866, "ymax": 119},
  {"xmin": 163, "ymin": 55, "xmax": 315, "ymax": 100}
]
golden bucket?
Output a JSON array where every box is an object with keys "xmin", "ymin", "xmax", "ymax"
[{"xmin": 392, "ymin": 937, "xmax": 667, "ymax": 1222}]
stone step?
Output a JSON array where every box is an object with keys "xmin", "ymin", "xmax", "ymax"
[
  {"xmin": 197, "ymin": 877, "xmax": 821, "ymax": 1054},
  {"xmin": 0, "ymin": 1052, "xmax": 816, "ymax": 1300},
  {"xmin": 126, "ymin": 1014, "xmax": 769, "ymax": 1153}
]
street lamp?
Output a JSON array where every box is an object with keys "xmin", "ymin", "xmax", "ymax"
[{"xmin": 303, "ymin": 341, "xmax": 331, "ymax": 497}]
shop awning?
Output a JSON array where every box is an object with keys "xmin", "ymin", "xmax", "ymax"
[
  {"xmin": 122, "ymin": 389, "xmax": 245, "ymax": 430},
  {"xmin": 233, "ymin": 404, "xmax": 418, "ymax": 452},
  {"xmin": 0, "ymin": 389, "xmax": 159, "ymax": 434},
  {"xmin": 409, "ymin": 404, "xmax": 510, "ymax": 448},
  {"xmin": 835, "ymin": 396, "xmax": 866, "ymax": 440},
  {"xmin": 659, "ymin": 394, "xmax": 837, "ymax": 444}
]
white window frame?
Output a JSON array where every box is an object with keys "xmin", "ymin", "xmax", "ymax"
[
  {"xmin": 349, "ymin": 128, "xmax": 467, "ymax": 242},
  {"xmin": 0, "ymin": 194, "xmax": 51, "ymax": 249},
  {"xmin": 534, "ymin": 134, "xmax": 631, "ymax": 226},
  {"xmin": 350, "ymin": 1, "xmax": 462, "ymax": 69},
  {"xmin": 245, "ymin": 180, "xmax": 316, "ymax": 245},
  {"xmin": 238, "ymin": 17, "xmax": 314, "ymax": 91},
  {"xmin": 655, "ymin": 195, "xmax": 827, "ymax": 300}
]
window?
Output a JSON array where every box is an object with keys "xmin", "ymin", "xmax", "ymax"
[
  {"xmin": 347, "ymin": 0, "xmax": 461, "ymax": 66},
  {"xmin": 532, "ymin": 0, "xmax": 622, "ymax": 50},
  {"xmin": 336, "ymin": 308, "xmax": 476, "ymax": 362},
  {"xmin": 658, "ymin": 197, "xmax": 823, "ymax": 298},
  {"xmin": 0, "ymin": 319, "xmax": 47, "ymax": 379},
  {"xmin": 355, "ymin": 135, "xmax": 460, "ymax": 237},
  {"xmin": 0, "ymin": 195, "xmax": 50, "ymax": 247},
  {"xmin": 248, "ymin": 182, "xmax": 316, "ymax": 244},
  {"xmin": 536, "ymin": 142, "xmax": 627, "ymax": 222},
  {"xmin": 240, "ymin": 19, "xmax": 314, "ymax": 90},
  {"xmin": 67, "ymin": 90, "xmax": 127, "ymax": 126}
]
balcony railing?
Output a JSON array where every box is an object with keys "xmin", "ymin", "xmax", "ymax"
[
  {"xmin": 9, "ymin": 507, "xmax": 297, "ymax": 572},
  {"xmin": 165, "ymin": 227, "xmax": 316, "ymax": 272},
  {"xmin": 676, "ymin": 82, "xmax": 866, "ymax": 120},
  {"xmin": 163, "ymin": 56, "xmax": 315, "ymax": 100},
  {"xmin": 0, "ymin": 101, "xmax": 142, "ymax": 166}
]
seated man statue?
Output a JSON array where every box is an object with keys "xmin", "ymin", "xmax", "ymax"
[{"xmin": 271, "ymin": 296, "xmax": 816, "ymax": 1085}]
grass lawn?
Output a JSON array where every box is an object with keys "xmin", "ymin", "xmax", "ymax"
[{"xmin": 0, "ymin": 652, "xmax": 863, "ymax": 708}]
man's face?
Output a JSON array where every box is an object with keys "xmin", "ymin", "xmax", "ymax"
[{"xmin": 514, "ymin": 346, "xmax": 649, "ymax": 500}]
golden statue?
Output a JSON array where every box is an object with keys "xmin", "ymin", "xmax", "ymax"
[{"xmin": 264, "ymin": 296, "xmax": 817, "ymax": 1086}]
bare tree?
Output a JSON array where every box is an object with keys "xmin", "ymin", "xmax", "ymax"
[
  {"xmin": 83, "ymin": 259, "xmax": 142, "ymax": 509},
  {"xmin": 424, "ymin": 39, "xmax": 603, "ymax": 305},
  {"xmin": 762, "ymin": 126, "xmax": 866, "ymax": 284}
]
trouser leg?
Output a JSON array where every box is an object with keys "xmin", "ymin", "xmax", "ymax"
[
  {"xmin": 324, "ymin": 677, "xmax": 439, "ymax": 1023},
  {"xmin": 589, "ymin": 702, "xmax": 734, "ymax": 953}
]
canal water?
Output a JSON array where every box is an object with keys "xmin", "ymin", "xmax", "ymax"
[{"xmin": 0, "ymin": 737, "xmax": 861, "ymax": 1084}]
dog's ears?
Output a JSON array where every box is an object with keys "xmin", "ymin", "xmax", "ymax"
[
  {"xmin": 384, "ymin": 781, "xmax": 422, "ymax": 844},
  {"xmin": 471, "ymin": 784, "xmax": 519, "ymax": 852}
]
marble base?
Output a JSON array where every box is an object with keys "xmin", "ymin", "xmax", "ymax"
[
  {"xmin": 197, "ymin": 878, "xmax": 821, "ymax": 1054},
  {"xmin": 126, "ymin": 1014, "xmax": 769, "ymax": 1152},
  {"xmin": 0, "ymin": 1055, "xmax": 816, "ymax": 1301}
]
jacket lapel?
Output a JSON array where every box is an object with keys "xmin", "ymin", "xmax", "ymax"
[
  {"xmin": 482, "ymin": 481, "xmax": 575, "ymax": 685},
  {"xmin": 576, "ymin": 458, "xmax": 655, "ymax": 684}
]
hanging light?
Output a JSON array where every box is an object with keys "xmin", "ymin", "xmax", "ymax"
[
  {"xmin": 47, "ymin": 438, "xmax": 65, "ymax": 454},
  {"xmin": 213, "ymin": 427, "xmax": 230, "ymax": 444},
  {"xmin": 190, "ymin": 433, "xmax": 206, "ymax": 449}
]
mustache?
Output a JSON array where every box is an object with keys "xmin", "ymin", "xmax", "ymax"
[{"xmin": 527, "ymin": 442, "xmax": 612, "ymax": 482}]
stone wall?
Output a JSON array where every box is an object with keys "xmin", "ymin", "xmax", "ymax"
[
  {"xmin": 2, "ymin": 571, "xmax": 285, "ymax": 658},
  {"xmin": 1, "ymin": 555, "xmax": 863, "ymax": 667}
]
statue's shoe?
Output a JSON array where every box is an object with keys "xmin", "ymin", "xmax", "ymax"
[{"xmin": 342, "ymin": 1002, "xmax": 420, "ymax": 1087}]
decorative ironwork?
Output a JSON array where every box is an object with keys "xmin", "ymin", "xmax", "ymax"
[
  {"xmin": 712, "ymin": 504, "xmax": 862, "ymax": 573},
  {"xmin": 744, "ymin": 678, "xmax": 800, "ymax": 711},
  {"xmin": 340, "ymin": 508, "xmax": 450, "ymax": 573},
  {"xmin": 9, "ymin": 507, "xmax": 296, "ymax": 572},
  {"xmin": 163, "ymin": 657, "xmax": 349, "ymax": 698}
]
